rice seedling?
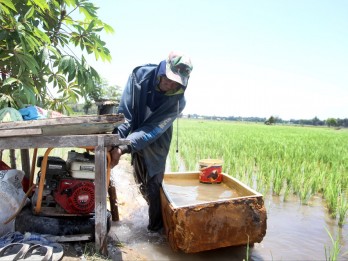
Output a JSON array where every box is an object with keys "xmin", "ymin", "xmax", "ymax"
[
  {"xmin": 271, "ymin": 166, "xmax": 284, "ymax": 196},
  {"xmin": 324, "ymin": 227, "xmax": 342, "ymax": 261},
  {"xmin": 337, "ymin": 191, "xmax": 348, "ymax": 227},
  {"xmin": 243, "ymin": 235, "xmax": 250, "ymax": 261}
]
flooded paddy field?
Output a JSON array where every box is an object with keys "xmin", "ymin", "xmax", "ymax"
[{"xmin": 110, "ymin": 160, "xmax": 348, "ymax": 261}]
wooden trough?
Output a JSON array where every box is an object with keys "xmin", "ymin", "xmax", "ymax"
[{"xmin": 160, "ymin": 172, "xmax": 267, "ymax": 253}]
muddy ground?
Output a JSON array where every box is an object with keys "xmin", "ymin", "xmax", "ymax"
[{"xmin": 61, "ymin": 242, "xmax": 146, "ymax": 261}]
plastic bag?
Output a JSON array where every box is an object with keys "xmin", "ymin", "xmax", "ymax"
[
  {"xmin": 0, "ymin": 107, "xmax": 23, "ymax": 122},
  {"xmin": 0, "ymin": 169, "xmax": 26, "ymax": 236},
  {"xmin": 18, "ymin": 106, "xmax": 45, "ymax": 120}
]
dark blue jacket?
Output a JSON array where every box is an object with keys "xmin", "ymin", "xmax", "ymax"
[{"xmin": 116, "ymin": 62, "xmax": 186, "ymax": 177}]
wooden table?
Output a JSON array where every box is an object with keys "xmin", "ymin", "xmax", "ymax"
[{"xmin": 0, "ymin": 114, "xmax": 128, "ymax": 254}]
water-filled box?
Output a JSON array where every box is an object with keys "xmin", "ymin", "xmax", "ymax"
[{"xmin": 160, "ymin": 171, "xmax": 267, "ymax": 253}]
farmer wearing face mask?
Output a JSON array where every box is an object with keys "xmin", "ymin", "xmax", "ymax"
[{"xmin": 109, "ymin": 51, "xmax": 193, "ymax": 232}]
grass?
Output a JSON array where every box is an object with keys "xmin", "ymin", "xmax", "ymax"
[{"xmin": 82, "ymin": 242, "xmax": 112, "ymax": 261}]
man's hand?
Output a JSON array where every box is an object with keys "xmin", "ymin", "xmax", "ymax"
[{"xmin": 109, "ymin": 147, "xmax": 122, "ymax": 169}]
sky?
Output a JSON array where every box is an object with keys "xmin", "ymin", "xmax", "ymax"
[{"xmin": 84, "ymin": 0, "xmax": 348, "ymax": 120}]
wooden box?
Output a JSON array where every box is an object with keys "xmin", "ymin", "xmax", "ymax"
[{"xmin": 160, "ymin": 172, "xmax": 267, "ymax": 253}]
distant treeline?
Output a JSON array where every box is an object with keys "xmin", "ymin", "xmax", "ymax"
[
  {"xmin": 69, "ymin": 103, "xmax": 347, "ymax": 128},
  {"xmin": 186, "ymin": 114, "xmax": 348, "ymax": 128}
]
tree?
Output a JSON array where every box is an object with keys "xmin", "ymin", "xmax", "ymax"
[
  {"xmin": 312, "ymin": 116, "xmax": 321, "ymax": 126},
  {"xmin": 326, "ymin": 118, "xmax": 337, "ymax": 127},
  {"xmin": 95, "ymin": 78, "xmax": 122, "ymax": 101},
  {"xmin": 265, "ymin": 115, "xmax": 278, "ymax": 125},
  {"xmin": 0, "ymin": 0, "xmax": 113, "ymax": 114}
]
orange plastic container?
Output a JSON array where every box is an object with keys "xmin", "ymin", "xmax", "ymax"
[{"xmin": 199, "ymin": 159, "xmax": 223, "ymax": 183}]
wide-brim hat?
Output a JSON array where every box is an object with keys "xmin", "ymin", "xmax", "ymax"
[{"xmin": 165, "ymin": 51, "xmax": 193, "ymax": 86}]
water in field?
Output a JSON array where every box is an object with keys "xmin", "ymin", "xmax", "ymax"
[{"xmin": 109, "ymin": 161, "xmax": 348, "ymax": 261}]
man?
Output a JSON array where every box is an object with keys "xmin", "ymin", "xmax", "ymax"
[{"xmin": 109, "ymin": 51, "xmax": 193, "ymax": 232}]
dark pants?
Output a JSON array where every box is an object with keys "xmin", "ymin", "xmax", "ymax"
[{"xmin": 132, "ymin": 152, "xmax": 164, "ymax": 231}]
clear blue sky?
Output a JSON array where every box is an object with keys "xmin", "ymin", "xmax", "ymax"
[{"xmin": 86, "ymin": 0, "xmax": 348, "ymax": 120}]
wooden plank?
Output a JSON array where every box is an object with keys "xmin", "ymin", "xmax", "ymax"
[
  {"xmin": 0, "ymin": 114, "xmax": 125, "ymax": 137},
  {"xmin": 94, "ymin": 136, "xmax": 108, "ymax": 254},
  {"xmin": 0, "ymin": 128, "xmax": 42, "ymax": 137},
  {"xmin": 41, "ymin": 122, "xmax": 117, "ymax": 136},
  {"xmin": 0, "ymin": 114, "xmax": 125, "ymax": 130},
  {"xmin": 0, "ymin": 134, "xmax": 129, "ymax": 150}
]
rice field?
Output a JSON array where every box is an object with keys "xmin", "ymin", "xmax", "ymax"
[{"xmin": 168, "ymin": 119, "xmax": 348, "ymax": 226}]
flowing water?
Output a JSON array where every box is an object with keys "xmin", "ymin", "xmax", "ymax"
[{"xmin": 109, "ymin": 161, "xmax": 348, "ymax": 260}]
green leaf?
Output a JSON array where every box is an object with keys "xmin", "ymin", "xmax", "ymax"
[
  {"xmin": 48, "ymin": 75, "xmax": 53, "ymax": 83},
  {"xmin": 0, "ymin": 30, "xmax": 8, "ymax": 41},
  {"xmin": 15, "ymin": 51, "xmax": 40, "ymax": 74},
  {"xmin": 0, "ymin": 4, "xmax": 10, "ymax": 14},
  {"xmin": 0, "ymin": 0, "xmax": 17, "ymax": 12},
  {"xmin": 59, "ymin": 56, "xmax": 71, "ymax": 71},
  {"xmin": 3, "ymin": 77, "xmax": 19, "ymax": 86},
  {"xmin": 55, "ymin": 74, "xmax": 67, "ymax": 89},
  {"xmin": 31, "ymin": 0, "xmax": 49, "ymax": 11},
  {"xmin": 103, "ymin": 23, "xmax": 115, "ymax": 34},
  {"xmin": 39, "ymin": 46, "xmax": 48, "ymax": 63},
  {"xmin": 46, "ymin": 45, "xmax": 61, "ymax": 59},
  {"xmin": 87, "ymin": 20, "xmax": 96, "ymax": 32},
  {"xmin": 33, "ymin": 27, "xmax": 50, "ymax": 44},
  {"xmin": 79, "ymin": 6, "xmax": 93, "ymax": 20},
  {"xmin": 21, "ymin": 85, "xmax": 37, "ymax": 105},
  {"xmin": 64, "ymin": 0, "xmax": 77, "ymax": 7},
  {"xmin": 24, "ymin": 6, "xmax": 35, "ymax": 20}
]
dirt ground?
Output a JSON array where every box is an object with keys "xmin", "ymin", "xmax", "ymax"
[{"xmin": 60, "ymin": 241, "xmax": 146, "ymax": 261}]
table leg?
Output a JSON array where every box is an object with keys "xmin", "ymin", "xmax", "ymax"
[
  {"xmin": 29, "ymin": 148, "xmax": 38, "ymax": 192},
  {"xmin": 20, "ymin": 149, "xmax": 31, "ymax": 193},
  {"xmin": 94, "ymin": 136, "xmax": 108, "ymax": 255}
]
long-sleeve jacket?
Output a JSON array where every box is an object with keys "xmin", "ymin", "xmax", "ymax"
[{"xmin": 115, "ymin": 62, "xmax": 186, "ymax": 178}]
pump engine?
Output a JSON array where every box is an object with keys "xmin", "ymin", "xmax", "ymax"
[{"xmin": 32, "ymin": 152, "xmax": 96, "ymax": 215}]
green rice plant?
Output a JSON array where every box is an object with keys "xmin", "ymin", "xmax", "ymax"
[
  {"xmin": 337, "ymin": 191, "xmax": 348, "ymax": 227},
  {"xmin": 243, "ymin": 235, "xmax": 250, "ymax": 261},
  {"xmin": 168, "ymin": 153, "xmax": 179, "ymax": 172},
  {"xmin": 272, "ymin": 166, "xmax": 284, "ymax": 196},
  {"xmin": 324, "ymin": 227, "xmax": 341, "ymax": 261},
  {"xmin": 168, "ymin": 144, "xmax": 179, "ymax": 172},
  {"xmin": 324, "ymin": 182, "xmax": 340, "ymax": 218},
  {"xmin": 283, "ymin": 183, "xmax": 292, "ymax": 202},
  {"xmin": 299, "ymin": 178, "xmax": 313, "ymax": 205}
]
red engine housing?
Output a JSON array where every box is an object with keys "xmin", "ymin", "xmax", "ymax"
[{"xmin": 54, "ymin": 178, "xmax": 95, "ymax": 214}]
